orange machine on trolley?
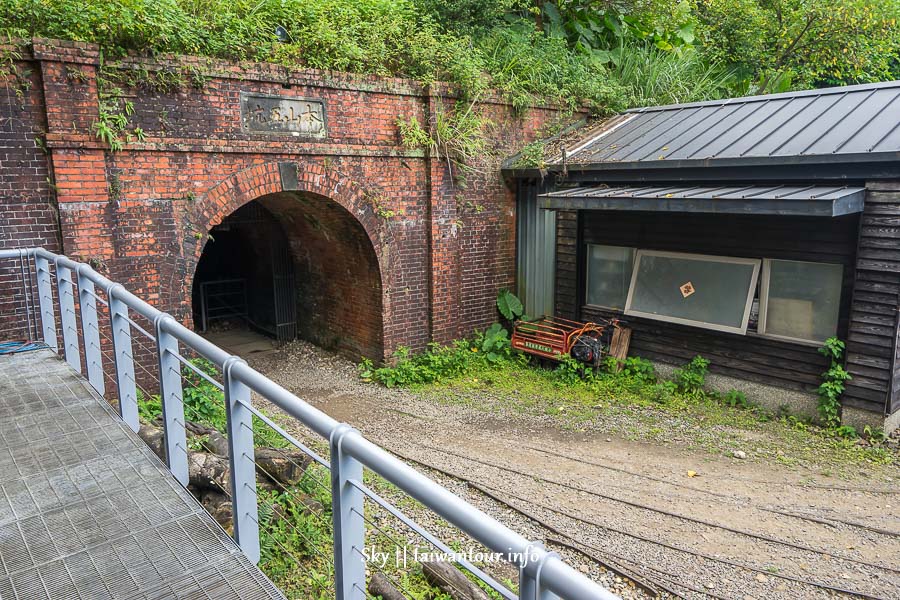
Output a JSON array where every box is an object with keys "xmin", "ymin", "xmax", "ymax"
[{"xmin": 511, "ymin": 315, "xmax": 628, "ymax": 367}]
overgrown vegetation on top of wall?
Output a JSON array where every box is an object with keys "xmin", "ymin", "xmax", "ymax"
[{"xmin": 2, "ymin": 0, "xmax": 897, "ymax": 115}]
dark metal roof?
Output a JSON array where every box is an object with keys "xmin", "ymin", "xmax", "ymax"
[
  {"xmin": 551, "ymin": 81, "xmax": 900, "ymax": 171},
  {"xmin": 539, "ymin": 184, "xmax": 866, "ymax": 216}
]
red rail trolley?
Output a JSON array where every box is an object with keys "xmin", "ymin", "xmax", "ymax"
[{"xmin": 511, "ymin": 315, "xmax": 621, "ymax": 367}]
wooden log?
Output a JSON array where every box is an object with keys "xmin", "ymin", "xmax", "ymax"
[
  {"xmin": 189, "ymin": 450, "xmax": 230, "ymax": 492},
  {"xmin": 368, "ymin": 573, "xmax": 405, "ymax": 600},
  {"xmin": 421, "ymin": 561, "xmax": 490, "ymax": 600}
]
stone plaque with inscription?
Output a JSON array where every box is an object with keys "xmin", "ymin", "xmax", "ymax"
[{"xmin": 240, "ymin": 93, "xmax": 327, "ymax": 138}]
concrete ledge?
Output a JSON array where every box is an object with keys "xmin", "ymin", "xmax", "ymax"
[
  {"xmin": 652, "ymin": 360, "xmax": 900, "ymax": 434},
  {"xmin": 886, "ymin": 409, "xmax": 900, "ymax": 435},
  {"xmin": 652, "ymin": 361, "xmax": 819, "ymax": 419},
  {"xmin": 843, "ymin": 405, "xmax": 900, "ymax": 435}
]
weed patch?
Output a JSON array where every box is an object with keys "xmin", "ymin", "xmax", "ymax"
[{"xmin": 361, "ymin": 323, "xmax": 896, "ymax": 473}]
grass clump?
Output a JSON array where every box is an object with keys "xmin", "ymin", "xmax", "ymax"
[{"xmin": 257, "ymin": 464, "xmax": 335, "ymax": 599}]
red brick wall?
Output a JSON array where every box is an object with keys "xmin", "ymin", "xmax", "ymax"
[
  {"xmin": 0, "ymin": 38, "xmax": 573, "ymax": 362},
  {"xmin": 258, "ymin": 191, "xmax": 385, "ymax": 360},
  {"xmin": 0, "ymin": 49, "xmax": 58, "ymax": 340}
]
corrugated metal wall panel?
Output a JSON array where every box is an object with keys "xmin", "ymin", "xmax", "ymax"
[{"xmin": 517, "ymin": 181, "xmax": 556, "ymax": 317}]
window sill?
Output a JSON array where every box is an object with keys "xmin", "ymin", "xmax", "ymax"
[
  {"xmin": 583, "ymin": 303, "xmax": 626, "ymax": 313},
  {"xmin": 746, "ymin": 331, "xmax": 826, "ymax": 348}
]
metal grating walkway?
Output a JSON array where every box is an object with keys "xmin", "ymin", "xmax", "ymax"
[{"xmin": 0, "ymin": 349, "xmax": 286, "ymax": 600}]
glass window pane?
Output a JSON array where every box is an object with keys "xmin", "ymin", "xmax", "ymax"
[
  {"xmin": 627, "ymin": 252, "xmax": 759, "ymax": 331},
  {"xmin": 764, "ymin": 260, "xmax": 842, "ymax": 342},
  {"xmin": 586, "ymin": 245, "xmax": 634, "ymax": 310}
]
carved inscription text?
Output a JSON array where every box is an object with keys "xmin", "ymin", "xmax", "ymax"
[{"xmin": 240, "ymin": 93, "xmax": 326, "ymax": 137}]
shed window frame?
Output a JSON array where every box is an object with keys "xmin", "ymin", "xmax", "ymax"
[
  {"xmin": 623, "ymin": 250, "xmax": 761, "ymax": 335},
  {"xmin": 757, "ymin": 258, "xmax": 843, "ymax": 344},
  {"xmin": 584, "ymin": 244, "xmax": 636, "ymax": 311}
]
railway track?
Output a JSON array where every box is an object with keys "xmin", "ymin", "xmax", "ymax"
[
  {"xmin": 522, "ymin": 443, "xmax": 900, "ymax": 539},
  {"xmin": 413, "ymin": 442, "xmax": 900, "ymax": 574},
  {"xmin": 523, "ymin": 443, "xmax": 900, "ymax": 512},
  {"xmin": 386, "ymin": 443, "xmax": 898, "ymax": 600}
]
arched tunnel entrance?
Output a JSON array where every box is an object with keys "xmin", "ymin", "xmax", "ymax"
[{"xmin": 191, "ymin": 192, "xmax": 384, "ymax": 360}]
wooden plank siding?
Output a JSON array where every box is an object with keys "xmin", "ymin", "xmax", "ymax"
[
  {"xmin": 554, "ymin": 207, "xmax": 864, "ymax": 402},
  {"xmin": 554, "ymin": 210, "xmax": 579, "ymax": 320},
  {"xmin": 852, "ymin": 181, "xmax": 900, "ymax": 415}
]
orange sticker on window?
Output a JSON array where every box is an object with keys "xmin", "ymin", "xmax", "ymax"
[{"xmin": 680, "ymin": 282, "xmax": 695, "ymax": 298}]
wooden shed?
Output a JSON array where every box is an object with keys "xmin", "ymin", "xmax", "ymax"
[{"xmin": 506, "ymin": 81, "xmax": 900, "ymax": 432}]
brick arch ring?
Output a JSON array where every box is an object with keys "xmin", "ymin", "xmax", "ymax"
[{"xmin": 187, "ymin": 160, "xmax": 396, "ymax": 279}]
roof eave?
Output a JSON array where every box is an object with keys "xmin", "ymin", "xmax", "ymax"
[
  {"xmin": 551, "ymin": 151, "xmax": 900, "ymax": 172},
  {"xmin": 502, "ymin": 167, "xmax": 547, "ymax": 179}
]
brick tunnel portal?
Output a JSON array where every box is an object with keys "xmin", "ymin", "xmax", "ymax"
[{"xmin": 191, "ymin": 193, "xmax": 384, "ymax": 361}]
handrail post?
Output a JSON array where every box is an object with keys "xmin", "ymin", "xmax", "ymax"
[
  {"xmin": 33, "ymin": 254, "xmax": 57, "ymax": 351},
  {"xmin": 330, "ymin": 424, "xmax": 366, "ymax": 599},
  {"xmin": 77, "ymin": 266, "xmax": 104, "ymax": 395},
  {"xmin": 18, "ymin": 249, "xmax": 36, "ymax": 341},
  {"xmin": 108, "ymin": 285, "xmax": 139, "ymax": 432},
  {"xmin": 155, "ymin": 315, "xmax": 189, "ymax": 486},
  {"xmin": 519, "ymin": 543, "xmax": 561, "ymax": 600},
  {"xmin": 55, "ymin": 259, "xmax": 80, "ymax": 371},
  {"xmin": 223, "ymin": 356, "xmax": 260, "ymax": 563}
]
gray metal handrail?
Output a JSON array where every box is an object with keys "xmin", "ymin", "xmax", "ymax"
[{"xmin": 0, "ymin": 247, "xmax": 618, "ymax": 600}]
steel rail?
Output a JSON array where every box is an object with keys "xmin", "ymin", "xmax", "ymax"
[
  {"xmin": 347, "ymin": 477, "xmax": 517, "ymax": 600},
  {"xmin": 0, "ymin": 247, "xmax": 618, "ymax": 600},
  {"xmin": 388, "ymin": 443, "xmax": 894, "ymax": 600},
  {"xmin": 414, "ymin": 441, "xmax": 900, "ymax": 576}
]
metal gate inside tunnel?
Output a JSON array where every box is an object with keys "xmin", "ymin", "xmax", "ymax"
[{"xmin": 192, "ymin": 201, "xmax": 297, "ymax": 341}]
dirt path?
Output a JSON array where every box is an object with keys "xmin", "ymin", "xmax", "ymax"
[{"xmin": 248, "ymin": 341, "xmax": 900, "ymax": 600}]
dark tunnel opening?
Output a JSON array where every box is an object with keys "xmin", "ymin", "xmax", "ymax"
[
  {"xmin": 192, "ymin": 193, "xmax": 384, "ymax": 361},
  {"xmin": 191, "ymin": 200, "xmax": 296, "ymax": 341}
]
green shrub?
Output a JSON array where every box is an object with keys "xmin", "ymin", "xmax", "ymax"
[
  {"xmin": 673, "ymin": 355, "xmax": 709, "ymax": 395},
  {"xmin": 359, "ymin": 291, "xmax": 530, "ymax": 387},
  {"xmin": 651, "ymin": 380, "xmax": 678, "ymax": 404},
  {"xmin": 2, "ymin": 0, "xmax": 898, "ymax": 124},
  {"xmin": 359, "ymin": 341, "xmax": 479, "ymax": 387},
  {"xmin": 695, "ymin": 0, "xmax": 900, "ymax": 92},
  {"xmin": 478, "ymin": 322, "xmax": 512, "ymax": 364},
  {"xmin": 416, "ymin": 0, "xmax": 522, "ymax": 33},
  {"xmin": 833, "ymin": 424, "xmax": 858, "ymax": 440},
  {"xmin": 137, "ymin": 357, "xmax": 287, "ymax": 448},
  {"xmin": 181, "ymin": 357, "xmax": 225, "ymax": 425},
  {"xmin": 619, "ymin": 356, "xmax": 656, "ymax": 383},
  {"xmin": 137, "ymin": 388, "xmax": 161, "ymax": 423},
  {"xmin": 552, "ymin": 354, "xmax": 596, "ymax": 385},
  {"xmin": 721, "ymin": 389, "xmax": 748, "ymax": 408}
]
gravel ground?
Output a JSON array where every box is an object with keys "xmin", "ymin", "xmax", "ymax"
[{"xmin": 245, "ymin": 339, "xmax": 900, "ymax": 600}]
